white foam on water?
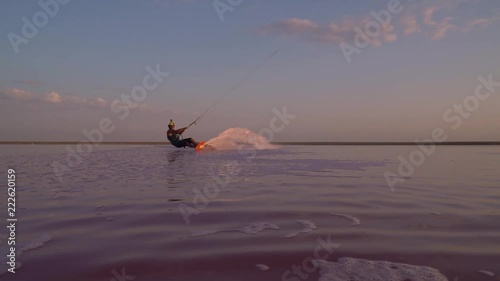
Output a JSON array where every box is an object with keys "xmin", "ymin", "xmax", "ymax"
[
  {"xmin": 285, "ymin": 219, "xmax": 318, "ymax": 238},
  {"xmin": 20, "ymin": 234, "xmax": 52, "ymax": 252},
  {"xmin": 206, "ymin": 128, "xmax": 277, "ymax": 150},
  {"xmin": 255, "ymin": 264, "xmax": 270, "ymax": 271},
  {"xmin": 239, "ymin": 222, "xmax": 279, "ymax": 234},
  {"xmin": 314, "ymin": 258, "xmax": 448, "ymax": 281},
  {"xmin": 0, "ymin": 234, "xmax": 51, "ymax": 276},
  {"xmin": 190, "ymin": 229, "xmax": 222, "ymax": 237},
  {"xmin": 191, "ymin": 222, "xmax": 279, "ymax": 237},
  {"xmin": 330, "ymin": 213, "xmax": 361, "ymax": 226},
  {"xmin": 478, "ymin": 270, "xmax": 495, "ymax": 277}
]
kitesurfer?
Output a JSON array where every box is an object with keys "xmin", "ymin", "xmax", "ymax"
[{"xmin": 167, "ymin": 119, "xmax": 199, "ymax": 148}]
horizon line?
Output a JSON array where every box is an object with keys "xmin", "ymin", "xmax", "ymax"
[{"xmin": 0, "ymin": 141, "xmax": 499, "ymax": 146}]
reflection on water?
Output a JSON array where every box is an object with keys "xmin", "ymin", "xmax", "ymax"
[{"xmin": 166, "ymin": 150, "xmax": 191, "ymax": 186}]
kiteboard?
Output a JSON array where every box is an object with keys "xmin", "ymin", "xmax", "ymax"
[
  {"xmin": 195, "ymin": 141, "xmax": 216, "ymax": 151},
  {"xmin": 196, "ymin": 141, "xmax": 208, "ymax": 151}
]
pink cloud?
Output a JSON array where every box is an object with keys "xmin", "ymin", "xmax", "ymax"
[
  {"xmin": 467, "ymin": 18, "xmax": 491, "ymax": 27},
  {"xmin": 418, "ymin": 4, "xmax": 499, "ymax": 40},
  {"xmin": 63, "ymin": 95, "xmax": 88, "ymax": 105},
  {"xmin": 464, "ymin": 13, "xmax": 500, "ymax": 30},
  {"xmin": 401, "ymin": 15, "xmax": 421, "ymax": 35},
  {"xmin": 430, "ymin": 17, "xmax": 456, "ymax": 40},
  {"xmin": 45, "ymin": 91, "xmax": 62, "ymax": 103},
  {"xmin": 3, "ymin": 89, "xmax": 159, "ymax": 113},
  {"xmin": 90, "ymin": 97, "xmax": 108, "ymax": 108},
  {"xmin": 423, "ymin": 6, "xmax": 439, "ymax": 26},
  {"xmin": 259, "ymin": 17, "xmax": 397, "ymax": 47},
  {"xmin": 259, "ymin": 2, "xmax": 499, "ymax": 45},
  {"xmin": 420, "ymin": 6, "xmax": 457, "ymax": 40},
  {"xmin": 5, "ymin": 88, "xmax": 34, "ymax": 100},
  {"xmin": 260, "ymin": 18, "xmax": 319, "ymax": 36}
]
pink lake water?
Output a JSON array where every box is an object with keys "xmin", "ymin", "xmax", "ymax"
[{"xmin": 0, "ymin": 145, "xmax": 499, "ymax": 281}]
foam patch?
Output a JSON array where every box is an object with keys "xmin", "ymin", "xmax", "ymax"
[
  {"xmin": 478, "ymin": 270, "xmax": 495, "ymax": 277},
  {"xmin": 313, "ymin": 258, "xmax": 448, "ymax": 281},
  {"xmin": 0, "ymin": 234, "xmax": 51, "ymax": 276},
  {"xmin": 256, "ymin": 264, "xmax": 270, "ymax": 271},
  {"xmin": 330, "ymin": 213, "xmax": 360, "ymax": 226},
  {"xmin": 191, "ymin": 222, "xmax": 279, "ymax": 237},
  {"xmin": 285, "ymin": 220, "xmax": 318, "ymax": 238},
  {"xmin": 21, "ymin": 234, "xmax": 52, "ymax": 252}
]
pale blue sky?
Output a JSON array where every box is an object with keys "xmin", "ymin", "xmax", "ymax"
[{"xmin": 1, "ymin": 0, "xmax": 499, "ymax": 141}]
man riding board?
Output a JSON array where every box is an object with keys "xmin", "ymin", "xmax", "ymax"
[{"xmin": 166, "ymin": 119, "xmax": 199, "ymax": 148}]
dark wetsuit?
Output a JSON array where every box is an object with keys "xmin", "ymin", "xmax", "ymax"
[{"xmin": 167, "ymin": 131, "xmax": 193, "ymax": 148}]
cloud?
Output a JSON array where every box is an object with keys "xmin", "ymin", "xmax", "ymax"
[
  {"xmin": 464, "ymin": 13, "xmax": 500, "ymax": 30},
  {"xmin": 44, "ymin": 91, "xmax": 62, "ymax": 103},
  {"xmin": 420, "ymin": 6, "xmax": 456, "ymax": 39},
  {"xmin": 63, "ymin": 95, "xmax": 88, "ymax": 105},
  {"xmin": 419, "ymin": 5, "xmax": 499, "ymax": 40},
  {"xmin": 63, "ymin": 95, "xmax": 109, "ymax": 108},
  {"xmin": 5, "ymin": 88, "xmax": 34, "ymax": 100},
  {"xmin": 423, "ymin": 6, "xmax": 439, "ymax": 26},
  {"xmin": 42, "ymin": 91, "xmax": 110, "ymax": 108},
  {"xmin": 260, "ymin": 18, "xmax": 320, "ymax": 37},
  {"xmin": 467, "ymin": 18, "xmax": 491, "ymax": 28},
  {"xmin": 90, "ymin": 97, "xmax": 108, "ymax": 107},
  {"xmin": 429, "ymin": 17, "xmax": 455, "ymax": 40},
  {"xmin": 2, "ymin": 88, "xmax": 161, "ymax": 113},
  {"xmin": 401, "ymin": 15, "xmax": 421, "ymax": 35},
  {"xmin": 259, "ymin": 17, "xmax": 397, "ymax": 46},
  {"xmin": 414, "ymin": 2, "xmax": 500, "ymax": 39},
  {"xmin": 259, "ymin": 2, "xmax": 499, "ymax": 45}
]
